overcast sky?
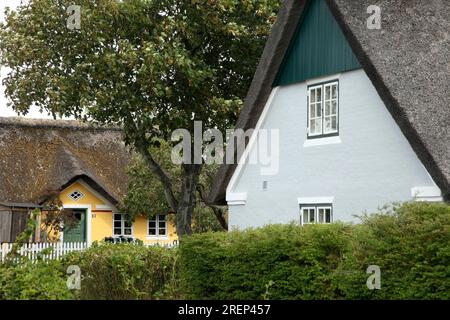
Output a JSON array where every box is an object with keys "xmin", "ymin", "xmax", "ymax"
[{"xmin": 0, "ymin": 0, "xmax": 64, "ymax": 119}]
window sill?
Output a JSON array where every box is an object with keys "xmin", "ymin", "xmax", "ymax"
[{"xmin": 303, "ymin": 136, "xmax": 341, "ymax": 147}]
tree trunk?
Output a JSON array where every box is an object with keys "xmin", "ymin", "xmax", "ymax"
[{"xmin": 176, "ymin": 164, "xmax": 202, "ymax": 238}]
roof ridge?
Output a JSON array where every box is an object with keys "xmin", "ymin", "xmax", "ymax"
[{"xmin": 0, "ymin": 116, "xmax": 121, "ymax": 131}]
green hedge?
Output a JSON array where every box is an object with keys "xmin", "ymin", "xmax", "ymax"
[
  {"xmin": 0, "ymin": 260, "xmax": 74, "ymax": 300},
  {"xmin": 62, "ymin": 243, "xmax": 180, "ymax": 300},
  {"xmin": 179, "ymin": 202, "xmax": 450, "ymax": 299},
  {"xmin": 1, "ymin": 202, "xmax": 448, "ymax": 300}
]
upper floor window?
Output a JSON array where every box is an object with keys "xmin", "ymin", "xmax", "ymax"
[
  {"xmin": 301, "ymin": 205, "xmax": 333, "ymax": 225},
  {"xmin": 307, "ymin": 81, "xmax": 339, "ymax": 138},
  {"xmin": 113, "ymin": 213, "xmax": 133, "ymax": 236},
  {"xmin": 148, "ymin": 214, "xmax": 167, "ymax": 238}
]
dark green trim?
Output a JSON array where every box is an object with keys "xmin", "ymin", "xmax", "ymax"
[{"xmin": 274, "ymin": 0, "xmax": 361, "ymax": 87}]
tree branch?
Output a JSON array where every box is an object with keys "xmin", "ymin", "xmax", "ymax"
[
  {"xmin": 136, "ymin": 140, "xmax": 179, "ymax": 212},
  {"xmin": 197, "ymin": 183, "xmax": 228, "ymax": 230}
]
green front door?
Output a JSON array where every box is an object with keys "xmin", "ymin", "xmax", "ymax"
[{"xmin": 63, "ymin": 209, "xmax": 87, "ymax": 243}]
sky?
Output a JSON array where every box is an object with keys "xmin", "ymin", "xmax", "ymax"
[{"xmin": 0, "ymin": 0, "xmax": 61, "ymax": 119}]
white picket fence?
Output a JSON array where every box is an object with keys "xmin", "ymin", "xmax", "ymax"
[
  {"xmin": 0, "ymin": 241, "xmax": 178, "ymax": 262},
  {"xmin": 0, "ymin": 242, "xmax": 88, "ymax": 262}
]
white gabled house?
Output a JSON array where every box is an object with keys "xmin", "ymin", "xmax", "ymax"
[{"xmin": 209, "ymin": 0, "xmax": 450, "ymax": 229}]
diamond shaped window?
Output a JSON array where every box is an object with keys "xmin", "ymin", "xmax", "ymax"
[{"xmin": 69, "ymin": 190, "xmax": 84, "ymax": 201}]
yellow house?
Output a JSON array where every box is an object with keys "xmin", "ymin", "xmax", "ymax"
[
  {"xmin": 57, "ymin": 178, "xmax": 178, "ymax": 246},
  {"xmin": 0, "ymin": 117, "xmax": 178, "ymax": 246}
]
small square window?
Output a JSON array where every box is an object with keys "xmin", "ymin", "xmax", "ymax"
[
  {"xmin": 148, "ymin": 215, "xmax": 168, "ymax": 238},
  {"xmin": 113, "ymin": 213, "xmax": 133, "ymax": 237}
]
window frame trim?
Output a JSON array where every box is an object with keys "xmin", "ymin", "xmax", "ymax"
[
  {"xmin": 147, "ymin": 214, "xmax": 169, "ymax": 239},
  {"xmin": 112, "ymin": 213, "xmax": 134, "ymax": 237},
  {"xmin": 307, "ymin": 79, "xmax": 340, "ymax": 139},
  {"xmin": 300, "ymin": 204, "xmax": 334, "ymax": 225}
]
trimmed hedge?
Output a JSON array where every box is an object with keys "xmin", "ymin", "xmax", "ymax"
[
  {"xmin": 0, "ymin": 260, "xmax": 74, "ymax": 300},
  {"xmin": 62, "ymin": 243, "xmax": 180, "ymax": 300},
  {"xmin": 1, "ymin": 202, "xmax": 448, "ymax": 300},
  {"xmin": 179, "ymin": 202, "xmax": 450, "ymax": 300}
]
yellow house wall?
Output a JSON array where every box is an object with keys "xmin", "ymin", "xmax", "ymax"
[{"xmin": 59, "ymin": 180, "xmax": 178, "ymax": 244}]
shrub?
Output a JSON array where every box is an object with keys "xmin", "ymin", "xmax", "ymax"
[
  {"xmin": 0, "ymin": 260, "xmax": 74, "ymax": 300},
  {"xmin": 179, "ymin": 202, "xmax": 450, "ymax": 300},
  {"xmin": 62, "ymin": 242, "xmax": 180, "ymax": 300},
  {"xmin": 179, "ymin": 223, "xmax": 353, "ymax": 299},
  {"xmin": 335, "ymin": 202, "xmax": 450, "ymax": 299}
]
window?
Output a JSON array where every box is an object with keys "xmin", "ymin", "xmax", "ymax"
[
  {"xmin": 301, "ymin": 205, "xmax": 333, "ymax": 225},
  {"xmin": 308, "ymin": 81, "xmax": 338, "ymax": 138},
  {"xmin": 69, "ymin": 190, "xmax": 84, "ymax": 201},
  {"xmin": 113, "ymin": 213, "xmax": 132, "ymax": 236},
  {"xmin": 148, "ymin": 214, "xmax": 167, "ymax": 238}
]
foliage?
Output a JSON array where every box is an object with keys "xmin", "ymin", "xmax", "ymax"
[
  {"xmin": 334, "ymin": 202, "xmax": 450, "ymax": 299},
  {"xmin": 40, "ymin": 194, "xmax": 80, "ymax": 242},
  {"xmin": 0, "ymin": 0, "xmax": 281, "ymax": 236},
  {"xmin": 62, "ymin": 242, "xmax": 180, "ymax": 300},
  {"xmin": 179, "ymin": 202, "xmax": 450, "ymax": 300},
  {"xmin": 0, "ymin": 260, "xmax": 74, "ymax": 300},
  {"xmin": 179, "ymin": 223, "xmax": 352, "ymax": 299},
  {"xmin": 121, "ymin": 140, "xmax": 226, "ymax": 232}
]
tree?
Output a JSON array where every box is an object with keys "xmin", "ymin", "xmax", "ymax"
[
  {"xmin": 122, "ymin": 140, "xmax": 227, "ymax": 231},
  {"xmin": 0, "ymin": 0, "xmax": 280, "ymax": 237}
]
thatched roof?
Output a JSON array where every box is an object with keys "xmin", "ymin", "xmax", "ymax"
[
  {"xmin": 0, "ymin": 117, "xmax": 131, "ymax": 205},
  {"xmin": 209, "ymin": 0, "xmax": 450, "ymax": 204}
]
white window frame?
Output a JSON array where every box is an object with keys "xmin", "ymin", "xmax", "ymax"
[
  {"xmin": 301, "ymin": 206, "xmax": 316, "ymax": 225},
  {"xmin": 300, "ymin": 205, "xmax": 333, "ymax": 225},
  {"xmin": 113, "ymin": 213, "xmax": 133, "ymax": 237},
  {"xmin": 307, "ymin": 81, "xmax": 339, "ymax": 138},
  {"xmin": 147, "ymin": 214, "xmax": 168, "ymax": 239}
]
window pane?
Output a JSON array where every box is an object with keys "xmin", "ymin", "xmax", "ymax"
[
  {"xmin": 332, "ymin": 85, "xmax": 337, "ymax": 99},
  {"xmin": 149, "ymin": 221, "xmax": 156, "ymax": 228},
  {"xmin": 324, "ymin": 117, "xmax": 331, "ymax": 132},
  {"xmin": 318, "ymin": 209, "xmax": 324, "ymax": 223},
  {"xmin": 159, "ymin": 228, "xmax": 167, "ymax": 236},
  {"xmin": 325, "ymin": 210, "xmax": 332, "ymax": 223},
  {"xmin": 124, "ymin": 228, "xmax": 132, "ymax": 235},
  {"xmin": 125, "ymin": 221, "xmax": 132, "ymax": 228},
  {"xmin": 159, "ymin": 221, "xmax": 166, "ymax": 228},
  {"xmin": 315, "ymin": 119, "xmax": 322, "ymax": 134},
  {"xmin": 114, "ymin": 214, "xmax": 122, "ymax": 221},
  {"xmin": 148, "ymin": 228, "xmax": 156, "ymax": 236},
  {"xmin": 331, "ymin": 101, "xmax": 337, "ymax": 115},
  {"xmin": 310, "ymin": 103, "xmax": 316, "ymax": 118},
  {"xmin": 325, "ymin": 101, "xmax": 330, "ymax": 116},
  {"xmin": 310, "ymin": 90, "xmax": 316, "ymax": 103},
  {"xmin": 158, "ymin": 215, "xmax": 166, "ymax": 221},
  {"xmin": 114, "ymin": 221, "xmax": 122, "ymax": 228},
  {"xmin": 309, "ymin": 209, "xmax": 315, "ymax": 223},
  {"xmin": 114, "ymin": 228, "xmax": 122, "ymax": 235},
  {"xmin": 332, "ymin": 116, "xmax": 337, "ymax": 131},
  {"xmin": 316, "ymin": 103, "xmax": 321, "ymax": 117},
  {"xmin": 302, "ymin": 210, "xmax": 309, "ymax": 224},
  {"xmin": 310, "ymin": 120, "xmax": 316, "ymax": 134},
  {"xmin": 325, "ymin": 86, "xmax": 331, "ymax": 100},
  {"xmin": 316, "ymin": 88, "xmax": 321, "ymax": 102}
]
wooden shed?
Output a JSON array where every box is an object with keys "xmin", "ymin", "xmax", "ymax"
[{"xmin": 0, "ymin": 202, "xmax": 42, "ymax": 243}]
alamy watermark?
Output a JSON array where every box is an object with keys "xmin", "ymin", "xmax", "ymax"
[
  {"xmin": 171, "ymin": 121, "xmax": 280, "ymax": 176},
  {"xmin": 366, "ymin": 265, "xmax": 381, "ymax": 290},
  {"xmin": 367, "ymin": 5, "xmax": 382, "ymax": 30},
  {"xmin": 66, "ymin": 5, "xmax": 81, "ymax": 30},
  {"xmin": 67, "ymin": 265, "xmax": 81, "ymax": 290}
]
